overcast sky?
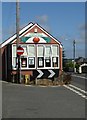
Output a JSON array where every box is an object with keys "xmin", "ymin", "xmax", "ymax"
[{"xmin": 1, "ymin": 2, "xmax": 85, "ymax": 58}]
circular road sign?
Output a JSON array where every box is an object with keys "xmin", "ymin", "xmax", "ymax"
[{"xmin": 17, "ymin": 46, "xmax": 24, "ymax": 55}]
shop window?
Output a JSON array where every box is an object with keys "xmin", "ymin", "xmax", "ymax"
[
  {"xmin": 45, "ymin": 46, "xmax": 51, "ymax": 57},
  {"xmin": 21, "ymin": 58, "xmax": 27, "ymax": 67},
  {"xmin": 37, "ymin": 45, "xmax": 44, "ymax": 56},
  {"xmin": 52, "ymin": 57, "xmax": 58, "ymax": 67},
  {"xmin": 38, "ymin": 57, "xmax": 44, "ymax": 68},
  {"xmin": 12, "ymin": 45, "xmax": 17, "ymax": 69},
  {"xmin": 13, "ymin": 57, "xmax": 16, "ymax": 68},
  {"xmin": 12, "ymin": 45, "xmax": 16, "ymax": 57},
  {"xmin": 45, "ymin": 57, "xmax": 51, "ymax": 67},
  {"xmin": 44, "ymin": 46, "xmax": 51, "ymax": 67},
  {"xmin": 52, "ymin": 45, "xmax": 59, "ymax": 56},
  {"xmin": 28, "ymin": 57, "xmax": 35, "ymax": 68},
  {"xmin": 28, "ymin": 45, "xmax": 35, "ymax": 57},
  {"xmin": 22, "ymin": 46, "xmax": 28, "ymax": 56}
]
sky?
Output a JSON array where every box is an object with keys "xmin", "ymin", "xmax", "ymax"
[{"xmin": 1, "ymin": 2, "xmax": 85, "ymax": 58}]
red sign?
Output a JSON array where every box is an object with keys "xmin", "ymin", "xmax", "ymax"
[{"xmin": 17, "ymin": 46, "xmax": 24, "ymax": 55}]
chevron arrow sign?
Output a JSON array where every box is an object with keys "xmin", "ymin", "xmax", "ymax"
[
  {"xmin": 48, "ymin": 70, "xmax": 55, "ymax": 78},
  {"xmin": 37, "ymin": 70, "xmax": 44, "ymax": 78},
  {"xmin": 32, "ymin": 69, "xmax": 59, "ymax": 80}
]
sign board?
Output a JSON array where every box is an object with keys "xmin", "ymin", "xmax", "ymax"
[
  {"xmin": 17, "ymin": 46, "xmax": 24, "ymax": 55},
  {"xmin": 33, "ymin": 69, "xmax": 59, "ymax": 79}
]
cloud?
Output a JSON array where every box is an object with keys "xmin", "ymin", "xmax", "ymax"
[
  {"xmin": 36, "ymin": 15, "xmax": 48, "ymax": 24},
  {"xmin": 36, "ymin": 14, "xmax": 51, "ymax": 33}
]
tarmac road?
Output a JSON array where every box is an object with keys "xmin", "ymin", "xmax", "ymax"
[{"xmin": 2, "ymin": 81, "xmax": 86, "ymax": 119}]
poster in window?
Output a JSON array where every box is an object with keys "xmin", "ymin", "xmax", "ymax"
[
  {"xmin": 29, "ymin": 58, "xmax": 34, "ymax": 65},
  {"xmin": 52, "ymin": 57, "xmax": 58, "ymax": 67},
  {"xmin": 45, "ymin": 57, "xmax": 51, "ymax": 67},
  {"xmin": 21, "ymin": 58, "xmax": 27, "ymax": 67},
  {"xmin": 28, "ymin": 57, "xmax": 35, "ymax": 68},
  {"xmin": 39, "ymin": 58, "xmax": 43, "ymax": 66},
  {"xmin": 53, "ymin": 57, "xmax": 56, "ymax": 63},
  {"xmin": 38, "ymin": 57, "xmax": 44, "ymax": 67}
]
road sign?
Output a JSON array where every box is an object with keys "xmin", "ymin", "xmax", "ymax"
[
  {"xmin": 17, "ymin": 46, "xmax": 24, "ymax": 55},
  {"xmin": 48, "ymin": 70, "xmax": 55, "ymax": 78},
  {"xmin": 37, "ymin": 70, "xmax": 44, "ymax": 78},
  {"xmin": 33, "ymin": 69, "xmax": 59, "ymax": 79}
]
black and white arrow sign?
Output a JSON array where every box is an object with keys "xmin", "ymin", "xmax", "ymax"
[
  {"xmin": 33, "ymin": 69, "xmax": 59, "ymax": 80},
  {"xmin": 37, "ymin": 70, "xmax": 44, "ymax": 78},
  {"xmin": 48, "ymin": 70, "xmax": 55, "ymax": 78}
]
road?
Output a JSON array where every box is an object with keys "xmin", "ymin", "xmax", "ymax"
[
  {"xmin": 71, "ymin": 73, "xmax": 86, "ymax": 90},
  {"xmin": 1, "ymin": 74, "xmax": 87, "ymax": 119}
]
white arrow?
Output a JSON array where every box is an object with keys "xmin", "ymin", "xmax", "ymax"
[
  {"xmin": 37, "ymin": 70, "xmax": 44, "ymax": 78},
  {"xmin": 48, "ymin": 70, "xmax": 55, "ymax": 78}
]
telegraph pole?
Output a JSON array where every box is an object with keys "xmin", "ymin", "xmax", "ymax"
[
  {"xmin": 16, "ymin": 0, "xmax": 20, "ymax": 83},
  {"xmin": 73, "ymin": 40, "xmax": 76, "ymax": 73}
]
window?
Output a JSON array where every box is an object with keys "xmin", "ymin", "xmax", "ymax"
[
  {"xmin": 52, "ymin": 45, "xmax": 59, "ymax": 68},
  {"xmin": 28, "ymin": 57, "xmax": 35, "ymax": 68},
  {"xmin": 12, "ymin": 45, "xmax": 17, "ymax": 68},
  {"xmin": 38, "ymin": 57, "xmax": 44, "ymax": 67},
  {"xmin": 22, "ymin": 46, "xmax": 28, "ymax": 56},
  {"xmin": 44, "ymin": 46, "xmax": 51, "ymax": 67},
  {"xmin": 45, "ymin": 46, "xmax": 51, "ymax": 57},
  {"xmin": 52, "ymin": 45, "xmax": 58, "ymax": 56},
  {"xmin": 52, "ymin": 57, "xmax": 58, "ymax": 67},
  {"xmin": 28, "ymin": 45, "xmax": 35, "ymax": 57},
  {"xmin": 13, "ymin": 57, "xmax": 16, "ymax": 68},
  {"xmin": 12, "ymin": 45, "xmax": 16, "ymax": 56},
  {"xmin": 37, "ymin": 45, "xmax": 44, "ymax": 68},
  {"xmin": 37, "ymin": 45, "xmax": 44, "ymax": 56},
  {"xmin": 21, "ymin": 58, "xmax": 27, "ymax": 67},
  {"xmin": 45, "ymin": 57, "xmax": 51, "ymax": 67}
]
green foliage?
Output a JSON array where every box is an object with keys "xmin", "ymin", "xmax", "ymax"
[{"xmin": 65, "ymin": 60, "xmax": 74, "ymax": 68}]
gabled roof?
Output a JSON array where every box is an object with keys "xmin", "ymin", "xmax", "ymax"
[{"xmin": 0, "ymin": 22, "xmax": 62, "ymax": 48}]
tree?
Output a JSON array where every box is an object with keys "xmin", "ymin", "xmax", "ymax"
[{"xmin": 62, "ymin": 47, "xmax": 66, "ymax": 70}]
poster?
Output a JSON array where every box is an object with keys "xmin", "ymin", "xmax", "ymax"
[{"xmin": 29, "ymin": 57, "xmax": 34, "ymax": 65}]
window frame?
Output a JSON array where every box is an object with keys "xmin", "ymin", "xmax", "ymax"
[
  {"xmin": 12, "ymin": 44, "xmax": 59, "ymax": 70},
  {"xmin": 37, "ymin": 44, "xmax": 59, "ymax": 69},
  {"xmin": 12, "ymin": 44, "xmax": 36, "ymax": 70}
]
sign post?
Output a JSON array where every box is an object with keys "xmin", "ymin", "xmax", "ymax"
[{"xmin": 17, "ymin": 46, "xmax": 24, "ymax": 83}]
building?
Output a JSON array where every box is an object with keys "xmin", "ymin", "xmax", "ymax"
[{"xmin": 0, "ymin": 22, "xmax": 63, "ymax": 82}]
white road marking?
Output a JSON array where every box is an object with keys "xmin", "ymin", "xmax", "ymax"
[
  {"xmin": 72, "ymin": 74, "xmax": 87, "ymax": 79},
  {"xmin": 69, "ymin": 84, "xmax": 87, "ymax": 94},
  {"xmin": 63, "ymin": 85, "xmax": 87, "ymax": 100}
]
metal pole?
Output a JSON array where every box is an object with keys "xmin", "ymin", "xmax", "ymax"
[
  {"xmin": 73, "ymin": 40, "xmax": 75, "ymax": 73},
  {"xmin": 20, "ymin": 55, "xmax": 21, "ymax": 83},
  {"xmin": 16, "ymin": 0, "xmax": 20, "ymax": 83}
]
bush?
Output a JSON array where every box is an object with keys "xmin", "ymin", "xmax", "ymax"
[{"xmin": 59, "ymin": 72, "xmax": 72, "ymax": 85}]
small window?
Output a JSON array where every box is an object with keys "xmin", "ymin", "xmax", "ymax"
[
  {"xmin": 52, "ymin": 57, "xmax": 58, "ymax": 67},
  {"xmin": 45, "ymin": 57, "xmax": 51, "ymax": 67},
  {"xmin": 21, "ymin": 58, "xmax": 27, "ymax": 67},
  {"xmin": 38, "ymin": 57, "xmax": 44, "ymax": 68},
  {"xmin": 28, "ymin": 57, "xmax": 35, "ymax": 68}
]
